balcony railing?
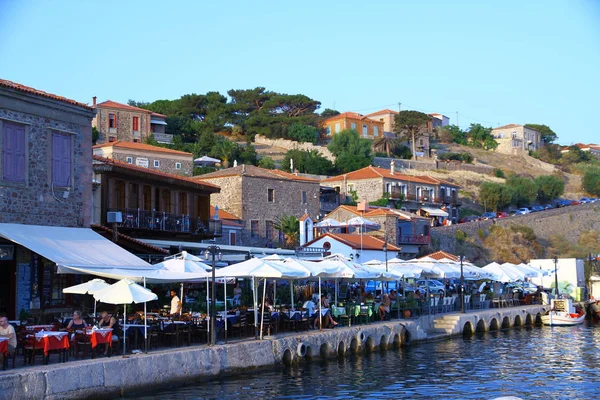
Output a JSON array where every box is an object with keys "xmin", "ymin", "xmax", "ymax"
[
  {"xmin": 398, "ymin": 234, "xmax": 430, "ymax": 245},
  {"xmin": 389, "ymin": 188, "xmax": 405, "ymax": 199},
  {"xmin": 107, "ymin": 208, "xmax": 222, "ymax": 236},
  {"xmin": 404, "ymin": 194, "xmax": 436, "ymax": 203},
  {"xmin": 438, "ymin": 194, "xmax": 460, "ymax": 205}
]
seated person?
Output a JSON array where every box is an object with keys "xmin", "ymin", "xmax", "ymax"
[
  {"xmin": 263, "ymin": 299, "xmax": 274, "ymax": 313},
  {"xmin": 389, "ymin": 290, "xmax": 397, "ymax": 302},
  {"xmin": 314, "ymin": 294, "xmax": 338, "ymax": 329},
  {"xmin": 98, "ymin": 311, "xmax": 120, "ymax": 356},
  {"xmin": 0, "ymin": 316, "xmax": 16, "ymax": 365},
  {"xmin": 378, "ymin": 294, "xmax": 391, "ymax": 321},
  {"xmin": 65, "ymin": 310, "xmax": 88, "ymax": 353}
]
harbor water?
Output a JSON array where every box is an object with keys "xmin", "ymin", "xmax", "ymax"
[{"xmin": 128, "ymin": 322, "xmax": 600, "ymax": 399}]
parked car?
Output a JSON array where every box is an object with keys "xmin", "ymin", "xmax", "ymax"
[
  {"xmin": 481, "ymin": 211, "xmax": 497, "ymax": 220},
  {"xmin": 415, "ymin": 279, "xmax": 446, "ymax": 294},
  {"xmin": 496, "ymin": 211, "xmax": 509, "ymax": 218},
  {"xmin": 590, "ymin": 198, "xmax": 599, "ymax": 203},
  {"xmin": 555, "ymin": 199, "xmax": 572, "ymax": 208},
  {"xmin": 459, "ymin": 215, "xmax": 480, "ymax": 223},
  {"xmin": 570, "ymin": 199, "xmax": 581, "ymax": 206},
  {"xmin": 530, "ymin": 205, "xmax": 545, "ymax": 212},
  {"xmin": 515, "ymin": 207, "xmax": 531, "ymax": 215},
  {"xmin": 542, "ymin": 204, "xmax": 554, "ymax": 210},
  {"xmin": 508, "ymin": 209, "xmax": 519, "ymax": 217},
  {"xmin": 579, "ymin": 197, "xmax": 592, "ymax": 204}
]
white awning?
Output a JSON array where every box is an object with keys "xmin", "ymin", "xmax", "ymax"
[
  {"xmin": 150, "ymin": 119, "xmax": 167, "ymax": 125},
  {"xmin": 0, "ymin": 223, "xmax": 209, "ymax": 283},
  {"xmin": 420, "ymin": 207, "xmax": 449, "ymax": 217}
]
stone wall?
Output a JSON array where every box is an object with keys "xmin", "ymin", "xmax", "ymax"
[
  {"xmin": 110, "ymin": 152, "xmax": 193, "ymax": 176},
  {"xmin": 431, "ymin": 203, "xmax": 600, "ymax": 255},
  {"xmin": 254, "ymin": 134, "xmax": 336, "ymax": 162},
  {"xmin": 93, "ymin": 108, "xmax": 150, "ymax": 144},
  {"xmin": 0, "ymin": 89, "xmax": 95, "ymax": 227}
]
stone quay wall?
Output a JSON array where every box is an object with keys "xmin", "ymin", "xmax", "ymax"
[
  {"xmin": 432, "ymin": 203, "xmax": 600, "ymax": 251},
  {"xmin": 0, "ymin": 305, "xmax": 549, "ymax": 400}
]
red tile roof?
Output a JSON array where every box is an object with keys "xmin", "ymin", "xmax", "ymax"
[
  {"xmin": 365, "ymin": 109, "xmax": 399, "ymax": 117},
  {"xmin": 493, "ymin": 124, "xmax": 523, "ymax": 130},
  {"xmin": 307, "ymin": 232, "xmax": 400, "ymax": 251},
  {"xmin": 210, "ymin": 205, "xmax": 240, "ymax": 221},
  {"xmin": 91, "ymin": 224, "xmax": 169, "ymax": 254},
  {"xmin": 322, "ymin": 166, "xmax": 433, "ymax": 185},
  {"xmin": 0, "ymin": 78, "xmax": 93, "ymax": 110},
  {"xmin": 423, "ymin": 250, "xmax": 459, "ymax": 261},
  {"xmin": 322, "ymin": 112, "xmax": 383, "ymax": 123},
  {"xmin": 93, "ymin": 155, "xmax": 220, "ymax": 192},
  {"xmin": 193, "ymin": 164, "xmax": 320, "ymax": 183},
  {"xmin": 95, "ymin": 100, "xmax": 156, "ymax": 114},
  {"xmin": 93, "ymin": 141, "xmax": 192, "ymax": 156}
]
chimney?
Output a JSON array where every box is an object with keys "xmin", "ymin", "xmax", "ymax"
[
  {"xmin": 92, "ymin": 96, "xmax": 97, "ymax": 106},
  {"xmin": 390, "ymin": 160, "xmax": 395, "ymax": 175}
]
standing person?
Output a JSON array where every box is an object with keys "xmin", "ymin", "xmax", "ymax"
[
  {"xmin": 0, "ymin": 316, "xmax": 16, "ymax": 365},
  {"xmin": 233, "ymin": 282, "xmax": 243, "ymax": 306},
  {"xmin": 170, "ymin": 290, "xmax": 182, "ymax": 317}
]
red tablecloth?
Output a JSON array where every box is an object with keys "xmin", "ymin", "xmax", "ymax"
[
  {"xmin": 35, "ymin": 333, "xmax": 70, "ymax": 356},
  {"xmin": 0, "ymin": 339, "xmax": 7, "ymax": 356},
  {"xmin": 89, "ymin": 329, "xmax": 113, "ymax": 349}
]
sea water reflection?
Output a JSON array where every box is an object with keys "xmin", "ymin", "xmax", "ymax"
[{"xmin": 130, "ymin": 322, "xmax": 600, "ymax": 399}]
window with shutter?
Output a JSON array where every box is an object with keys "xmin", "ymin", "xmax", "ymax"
[
  {"xmin": 52, "ymin": 132, "xmax": 71, "ymax": 187},
  {"xmin": 2, "ymin": 122, "xmax": 26, "ymax": 182}
]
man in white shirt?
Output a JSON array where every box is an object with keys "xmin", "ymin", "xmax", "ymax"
[
  {"xmin": 170, "ymin": 290, "xmax": 182, "ymax": 316},
  {"xmin": 0, "ymin": 316, "xmax": 16, "ymax": 365}
]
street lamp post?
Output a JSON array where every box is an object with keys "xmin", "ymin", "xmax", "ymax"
[
  {"xmin": 459, "ymin": 255, "xmax": 465, "ymax": 313},
  {"xmin": 205, "ymin": 245, "xmax": 221, "ymax": 346},
  {"xmin": 553, "ymin": 256, "xmax": 559, "ymax": 298}
]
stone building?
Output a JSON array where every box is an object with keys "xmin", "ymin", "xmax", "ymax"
[
  {"xmin": 491, "ymin": 124, "xmax": 541, "ymax": 154},
  {"xmin": 321, "ymin": 164, "xmax": 461, "ymax": 223},
  {"xmin": 92, "ymin": 99, "xmax": 171, "ymax": 144},
  {"xmin": 93, "ymin": 141, "xmax": 194, "ymax": 176},
  {"xmin": 192, "ymin": 165, "xmax": 321, "ymax": 247},
  {"xmin": 0, "ymin": 78, "xmax": 96, "ymax": 227}
]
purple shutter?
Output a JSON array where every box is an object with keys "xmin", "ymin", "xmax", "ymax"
[
  {"xmin": 3, "ymin": 122, "xmax": 26, "ymax": 182},
  {"xmin": 52, "ymin": 132, "xmax": 71, "ymax": 186}
]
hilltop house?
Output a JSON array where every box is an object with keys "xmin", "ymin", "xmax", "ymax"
[
  {"xmin": 491, "ymin": 124, "xmax": 541, "ymax": 154},
  {"xmin": 92, "ymin": 99, "xmax": 171, "ymax": 144},
  {"xmin": 322, "ymin": 112, "xmax": 384, "ymax": 139},
  {"xmin": 321, "ymin": 164, "xmax": 460, "ymax": 223},
  {"xmin": 93, "ymin": 141, "xmax": 194, "ymax": 176},
  {"xmin": 192, "ymin": 165, "xmax": 321, "ymax": 247}
]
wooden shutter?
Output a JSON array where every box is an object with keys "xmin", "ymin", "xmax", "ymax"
[
  {"xmin": 52, "ymin": 132, "xmax": 71, "ymax": 186},
  {"xmin": 3, "ymin": 122, "xmax": 26, "ymax": 182}
]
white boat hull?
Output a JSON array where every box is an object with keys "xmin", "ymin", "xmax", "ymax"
[{"xmin": 541, "ymin": 311, "xmax": 585, "ymax": 326}]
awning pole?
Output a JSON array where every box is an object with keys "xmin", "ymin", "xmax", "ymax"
[
  {"xmin": 144, "ymin": 277, "xmax": 147, "ymax": 354},
  {"xmin": 318, "ymin": 277, "xmax": 322, "ymax": 331},
  {"xmin": 224, "ymin": 276, "xmax": 228, "ymax": 344}
]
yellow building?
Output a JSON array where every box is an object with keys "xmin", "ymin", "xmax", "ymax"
[{"xmin": 322, "ymin": 112, "xmax": 384, "ymax": 139}]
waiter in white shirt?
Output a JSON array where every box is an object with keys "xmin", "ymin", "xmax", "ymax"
[{"xmin": 170, "ymin": 290, "xmax": 182, "ymax": 317}]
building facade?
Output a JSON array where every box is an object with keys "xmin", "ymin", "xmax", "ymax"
[
  {"xmin": 322, "ymin": 112, "xmax": 385, "ymax": 139},
  {"xmin": 193, "ymin": 165, "xmax": 321, "ymax": 247},
  {"xmin": 92, "ymin": 99, "xmax": 172, "ymax": 145},
  {"xmin": 93, "ymin": 141, "xmax": 194, "ymax": 176},
  {"xmin": 0, "ymin": 79, "xmax": 96, "ymax": 227},
  {"xmin": 491, "ymin": 124, "xmax": 541, "ymax": 154}
]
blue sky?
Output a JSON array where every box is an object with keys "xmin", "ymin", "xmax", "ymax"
[{"xmin": 1, "ymin": 0, "xmax": 598, "ymax": 145}]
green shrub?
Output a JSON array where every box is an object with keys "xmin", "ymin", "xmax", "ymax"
[
  {"xmin": 455, "ymin": 229, "xmax": 467, "ymax": 243},
  {"xmin": 494, "ymin": 168, "xmax": 505, "ymax": 178}
]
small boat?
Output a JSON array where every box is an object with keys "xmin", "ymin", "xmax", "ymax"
[{"xmin": 541, "ymin": 298, "xmax": 585, "ymax": 326}]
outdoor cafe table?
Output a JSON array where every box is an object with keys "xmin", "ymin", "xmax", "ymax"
[
  {"xmin": 0, "ymin": 337, "xmax": 8, "ymax": 357},
  {"xmin": 25, "ymin": 324, "xmax": 56, "ymax": 332},
  {"xmin": 35, "ymin": 331, "xmax": 69, "ymax": 359},
  {"xmin": 87, "ymin": 328, "xmax": 113, "ymax": 349}
]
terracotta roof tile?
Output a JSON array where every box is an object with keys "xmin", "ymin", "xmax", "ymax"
[
  {"xmin": 322, "ymin": 111, "xmax": 384, "ymax": 123},
  {"xmin": 0, "ymin": 78, "xmax": 93, "ymax": 110},
  {"xmin": 93, "ymin": 141, "xmax": 192, "ymax": 156},
  {"xmin": 193, "ymin": 164, "xmax": 320, "ymax": 183},
  {"xmin": 95, "ymin": 100, "xmax": 156, "ymax": 114},
  {"xmin": 151, "ymin": 112, "xmax": 167, "ymax": 118},
  {"xmin": 365, "ymin": 109, "xmax": 399, "ymax": 117},
  {"xmin": 210, "ymin": 205, "xmax": 240, "ymax": 221},
  {"xmin": 307, "ymin": 232, "xmax": 400, "ymax": 251},
  {"xmin": 423, "ymin": 250, "xmax": 459, "ymax": 261},
  {"xmin": 91, "ymin": 224, "xmax": 169, "ymax": 254},
  {"xmin": 92, "ymin": 155, "xmax": 220, "ymax": 191},
  {"xmin": 322, "ymin": 166, "xmax": 435, "ymax": 185},
  {"xmin": 493, "ymin": 124, "xmax": 523, "ymax": 130}
]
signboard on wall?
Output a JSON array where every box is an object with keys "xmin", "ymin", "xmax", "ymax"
[
  {"xmin": 17, "ymin": 262, "xmax": 31, "ymax": 316},
  {"xmin": 136, "ymin": 158, "xmax": 149, "ymax": 168}
]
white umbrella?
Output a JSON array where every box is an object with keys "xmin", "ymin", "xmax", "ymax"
[
  {"xmin": 194, "ymin": 155, "xmax": 221, "ymax": 166},
  {"xmin": 154, "ymin": 257, "xmax": 211, "ymax": 273},
  {"xmin": 315, "ymin": 218, "xmax": 341, "ymax": 227},
  {"xmin": 63, "ymin": 278, "xmax": 110, "ymax": 319},
  {"xmin": 345, "ymin": 216, "xmax": 379, "ymax": 228},
  {"xmin": 481, "ymin": 262, "xmax": 520, "ymax": 283},
  {"xmin": 94, "ymin": 279, "xmax": 158, "ymax": 354}
]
